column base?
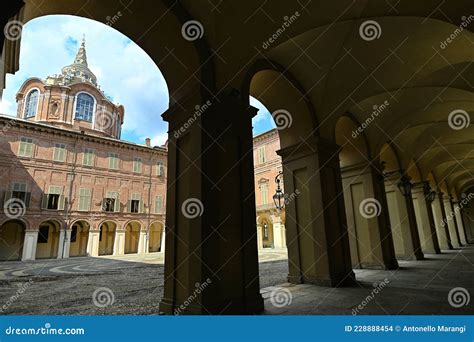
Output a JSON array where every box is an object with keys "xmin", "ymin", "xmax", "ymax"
[
  {"xmin": 396, "ymin": 253, "xmax": 424, "ymax": 261},
  {"xmin": 288, "ymin": 272, "xmax": 357, "ymax": 287},
  {"xmin": 355, "ymin": 261, "xmax": 399, "ymax": 270},
  {"xmin": 159, "ymin": 294, "xmax": 264, "ymax": 315}
]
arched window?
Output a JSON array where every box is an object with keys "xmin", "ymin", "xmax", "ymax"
[
  {"xmin": 74, "ymin": 93, "xmax": 95, "ymax": 122},
  {"xmin": 24, "ymin": 89, "xmax": 39, "ymax": 118}
]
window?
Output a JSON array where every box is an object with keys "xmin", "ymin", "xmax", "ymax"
[
  {"xmin": 38, "ymin": 226, "xmax": 49, "ymax": 243},
  {"xmin": 257, "ymin": 146, "xmax": 266, "ymax": 164},
  {"xmin": 18, "ymin": 137, "xmax": 34, "ymax": 157},
  {"xmin": 4, "ymin": 183, "xmax": 30, "ymax": 209},
  {"xmin": 53, "ymin": 144, "xmax": 67, "ymax": 162},
  {"xmin": 42, "ymin": 185, "xmax": 63, "ymax": 210},
  {"xmin": 133, "ymin": 157, "xmax": 142, "ymax": 173},
  {"xmin": 156, "ymin": 161, "xmax": 165, "ymax": 176},
  {"xmin": 103, "ymin": 191, "xmax": 119, "ymax": 212},
  {"xmin": 129, "ymin": 193, "xmax": 141, "ymax": 213},
  {"xmin": 83, "ymin": 148, "xmax": 94, "ymax": 166},
  {"xmin": 155, "ymin": 195, "xmax": 163, "ymax": 214},
  {"xmin": 24, "ymin": 89, "xmax": 39, "ymax": 118},
  {"xmin": 70, "ymin": 226, "xmax": 78, "ymax": 243},
  {"xmin": 78, "ymin": 188, "xmax": 91, "ymax": 211},
  {"xmin": 109, "ymin": 153, "xmax": 119, "ymax": 170},
  {"xmin": 74, "ymin": 93, "xmax": 95, "ymax": 122},
  {"xmin": 260, "ymin": 182, "xmax": 269, "ymax": 205}
]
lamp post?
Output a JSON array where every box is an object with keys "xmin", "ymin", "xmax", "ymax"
[
  {"xmin": 273, "ymin": 171, "xmax": 284, "ymax": 210},
  {"xmin": 422, "ymin": 182, "xmax": 436, "ymax": 203}
]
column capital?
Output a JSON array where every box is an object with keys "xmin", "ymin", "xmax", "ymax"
[{"xmin": 276, "ymin": 136, "xmax": 340, "ymax": 163}]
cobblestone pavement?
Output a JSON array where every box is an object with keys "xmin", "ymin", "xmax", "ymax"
[{"xmin": 0, "ymin": 246, "xmax": 472, "ymax": 315}]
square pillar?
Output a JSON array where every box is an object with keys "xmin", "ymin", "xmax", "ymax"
[
  {"xmin": 461, "ymin": 211, "xmax": 474, "ymax": 243},
  {"xmin": 21, "ymin": 230, "xmax": 38, "ymax": 261},
  {"xmin": 137, "ymin": 229, "xmax": 147, "ymax": 254},
  {"xmin": 271, "ymin": 215, "xmax": 286, "ymax": 249},
  {"xmin": 160, "ymin": 228, "xmax": 165, "ymax": 253},
  {"xmin": 453, "ymin": 203, "xmax": 467, "ymax": 245},
  {"xmin": 159, "ymin": 94, "xmax": 263, "ymax": 314},
  {"xmin": 431, "ymin": 192, "xmax": 452, "ymax": 250},
  {"xmin": 411, "ymin": 183, "xmax": 441, "ymax": 254},
  {"xmin": 57, "ymin": 228, "xmax": 71, "ymax": 259},
  {"xmin": 113, "ymin": 229, "xmax": 126, "ymax": 256},
  {"xmin": 341, "ymin": 163, "xmax": 398, "ymax": 269},
  {"xmin": 87, "ymin": 229, "xmax": 100, "ymax": 257},
  {"xmin": 256, "ymin": 223, "xmax": 263, "ymax": 249},
  {"xmin": 384, "ymin": 175, "xmax": 423, "ymax": 260},
  {"xmin": 442, "ymin": 198, "xmax": 461, "ymax": 248},
  {"xmin": 277, "ymin": 137, "xmax": 355, "ymax": 287}
]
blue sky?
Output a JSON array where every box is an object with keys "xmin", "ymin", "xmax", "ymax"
[{"xmin": 0, "ymin": 15, "xmax": 275, "ymax": 145}]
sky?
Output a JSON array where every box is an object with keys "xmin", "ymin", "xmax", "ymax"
[{"xmin": 0, "ymin": 15, "xmax": 275, "ymax": 145}]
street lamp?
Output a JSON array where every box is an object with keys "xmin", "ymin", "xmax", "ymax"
[
  {"xmin": 273, "ymin": 171, "xmax": 284, "ymax": 210},
  {"xmin": 423, "ymin": 182, "xmax": 436, "ymax": 203},
  {"xmin": 397, "ymin": 175, "xmax": 413, "ymax": 197}
]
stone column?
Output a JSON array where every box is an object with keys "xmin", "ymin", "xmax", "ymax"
[
  {"xmin": 461, "ymin": 210, "xmax": 474, "ymax": 243},
  {"xmin": 256, "ymin": 223, "xmax": 263, "ymax": 249},
  {"xmin": 411, "ymin": 184, "xmax": 441, "ymax": 254},
  {"xmin": 277, "ymin": 137, "xmax": 355, "ymax": 286},
  {"xmin": 453, "ymin": 203, "xmax": 467, "ymax": 245},
  {"xmin": 57, "ymin": 228, "xmax": 71, "ymax": 259},
  {"xmin": 442, "ymin": 198, "xmax": 461, "ymax": 248},
  {"xmin": 272, "ymin": 215, "xmax": 286, "ymax": 249},
  {"xmin": 160, "ymin": 228, "xmax": 165, "ymax": 253},
  {"xmin": 21, "ymin": 229, "xmax": 38, "ymax": 261},
  {"xmin": 341, "ymin": 163, "xmax": 398, "ymax": 269},
  {"xmin": 137, "ymin": 229, "xmax": 147, "ymax": 254},
  {"xmin": 431, "ymin": 192, "xmax": 452, "ymax": 250},
  {"xmin": 384, "ymin": 175, "xmax": 423, "ymax": 260},
  {"xmin": 87, "ymin": 228, "xmax": 100, "ymax": 257},
  {"xmin": 159, "ymin": 94, "xmax": 263, "ymax": 314},
  {"xmin": 113, "ymin": 229, "xmax": 126, "ymax": 256}
]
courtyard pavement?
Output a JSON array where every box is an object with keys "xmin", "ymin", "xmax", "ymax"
[{"xmin": 0, "ymin": 246, "xmax": 472, "ymax": 315}]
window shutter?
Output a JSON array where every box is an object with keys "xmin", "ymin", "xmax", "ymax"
[
  {"xmin": 3, "ymin": 191, "xmax": 12, "ymax": 204},
  {"xmin": 127, "ymin": 200, "xmax": 131, "ymax": 213},
  {"xmin": 139, "ymin": 200, "xmax": 144, "ymax": 213},
  {"xmin": 114, "ymin": 195, "xmax": 120, "ymax": 212},
  {"xmin": 41, "ymin": 194, "xmax": 48, "ymax": 209},
  {"xmin": 58, "ymin": 195, "xmax": 65, "ymax": 211}
]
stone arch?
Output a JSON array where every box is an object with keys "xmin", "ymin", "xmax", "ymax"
[
  {"xmin": 36, "ymin": 219, "xmax": 62, "ymax": 259},
  {"xmin": 69, "ymin": 220, "xmax": 90, "ymax": 257},
  {"xmin": 0, "ymin": 219, "xmax": 26, "ymax": 261},
  {"xmin": 124, "ymin": 220, "xmax": 142, "ymax": 254},
  {"xmin": 98, "ymin": 220, "xmax": 117, "ymax": 256},
  {"xmin": 149, "ymin": 220, "xmax": 164, "ymax": 253},
  {"xmin": 335, "ymin": 115, "xmax": 370, "ymax": 168}
]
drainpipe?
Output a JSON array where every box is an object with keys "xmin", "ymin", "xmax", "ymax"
[{"xmin": 63, "ymin": 134, "xmax": 80, "ymax": 258}]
